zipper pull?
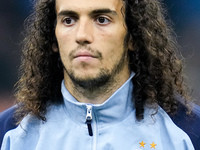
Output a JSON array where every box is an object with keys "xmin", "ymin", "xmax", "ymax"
[{"xmin": 85, "ymin": 105, "xmax": 93, "ymax": 136}]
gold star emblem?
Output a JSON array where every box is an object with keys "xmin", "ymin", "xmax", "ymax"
[
  {"xmin": 139, "ymin": 141, "xmax": 146, "ymax": 148},
  {"xmin": 150, "ymin": 142, "xmax": 157, "ymax": 149}
]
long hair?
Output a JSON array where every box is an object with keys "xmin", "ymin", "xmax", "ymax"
[{"xmin": 15, "ymin": 0, "xmax": 191, "ymax": 122}]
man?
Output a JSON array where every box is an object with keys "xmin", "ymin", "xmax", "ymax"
[{"xmin": 0, "ymin": 0, "xmax": 196, "ymax": 149}]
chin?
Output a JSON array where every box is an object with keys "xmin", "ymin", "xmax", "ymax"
[{"xmin": 68, "ymin": 70, "xmax": 111, "ymax": 89}]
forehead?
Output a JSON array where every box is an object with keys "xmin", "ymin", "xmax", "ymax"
[{"xmin": 55, "ymin": 0, "xmax": 124, "ymax": 14}]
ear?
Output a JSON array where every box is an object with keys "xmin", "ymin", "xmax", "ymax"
[
  {"xmin": 52, "ymin": 43, "xmax": 59, "ymax": 52},
  {"xmin": 126, "ymin": 34, "xmax": 134, "ymax": 51},
  {"xmin": 128, "ymin": 41, "xmax": 134, "ymax": 51},
  {"xmin": 128, "ymin": 37, "xmax": 134, "ymax": 51}
]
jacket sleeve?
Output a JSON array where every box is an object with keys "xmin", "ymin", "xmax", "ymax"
[
  {"xmin": 0, "ymin": 106, "xmax": 17, "ymax": 148},
  {"xmin": 0, "ymin": 134, "xmax": 11, "ymax": 150},
  {"xmin": 171, "ymin": 101, "xmax": 200, "ymax": 150}
]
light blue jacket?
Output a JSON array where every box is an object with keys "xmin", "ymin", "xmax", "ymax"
[{"xmin": 1, "ymin": 74, "xmax": 194, "ymax": 150}]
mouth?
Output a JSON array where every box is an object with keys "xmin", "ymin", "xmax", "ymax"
[{"xmin": 74, "ymin": 51, "xmax": 97, "ymax": 59}]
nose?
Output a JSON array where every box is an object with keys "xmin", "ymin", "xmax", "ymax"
[{"xmin": 75, "ymin": 18, "xmax": 93, "ymax": 45}]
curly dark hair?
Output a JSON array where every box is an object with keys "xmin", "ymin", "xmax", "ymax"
[{"xmin": 15, "ymin": 0, "xmax": 191, "ymax": 122}]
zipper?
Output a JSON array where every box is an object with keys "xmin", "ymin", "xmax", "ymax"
[{"xmin": 85, "ymin": 105, "xmax": 93, "ymax": 136}]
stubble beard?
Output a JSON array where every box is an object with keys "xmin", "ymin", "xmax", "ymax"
[{"xmin": 63, "ymin": 48, "xmax": 128, "ymax": 93}]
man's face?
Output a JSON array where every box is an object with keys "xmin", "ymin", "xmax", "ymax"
[{"xmin": 55, "ymin": 0, "xmax": 130, "ymax": 89}]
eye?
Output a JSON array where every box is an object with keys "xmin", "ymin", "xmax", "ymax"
[
  {"xmin": 96, "ymin": 17, "xmax": 110, "ymax": 25},
  {"xmin": 62, "ymin": 17, "xmax": 76, "ymax": 26}
]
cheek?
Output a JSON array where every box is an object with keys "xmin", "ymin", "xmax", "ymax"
[
  {"xmin": 99, "ymin": 31, "xmax": 126, "ymax": 54},
  {"xmin": 99, "ymin": 30, "xmax": 127, "ymax": 64},
  {"xmin": 56, "ymin": 36, "xmax": 70, "ymax": 64},
  {"xmin": 99, "ymin": 26, "xmax": 126, "ymax": 45},
  {"xmin": 56, "ymin": 31, "xmax": 72, "ymax": 57},
  {"xmin": 99, "ymin": 36, "xmax": 125, "ymax": 64},
  {"xmin": 56, "ymin": 26, "xmax": 73, "ymax": 46}
]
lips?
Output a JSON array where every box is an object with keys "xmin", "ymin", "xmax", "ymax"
[{"xmin": 74, "ymin": 51, "xmax": 97, "ymax": 59}]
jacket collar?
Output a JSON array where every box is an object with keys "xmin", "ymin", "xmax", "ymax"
[{"xmin": 61, "ymin": 72, "xmax": 135, "ymax": 128}]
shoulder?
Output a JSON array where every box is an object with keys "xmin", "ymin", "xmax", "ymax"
[
  {"xmin": 171, "ymin": 101, "xmax": 200, "ymax": 150},
  {"xmin": 2, "ymin": 103, "xmax": 65, "ymax": 136},
  {"xmin": 0, "ymin": 105, "xmax": 18, "ymax": 147},
  {"xmin": 1, "ymin": 104, "xmax": 66, "ymax": 149},
  {"xmin": 152, "ymin": 106, "xmax": 194, "ymax": 148}
]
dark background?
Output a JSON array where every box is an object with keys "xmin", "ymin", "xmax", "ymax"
[{"xmin": 0, "ymin": 0, "xmax": 200, "ymax": 112}]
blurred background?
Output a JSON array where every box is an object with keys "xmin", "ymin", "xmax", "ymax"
[{"xmin": 0, "ymin": 0, "xmax": 200, "ymax": 112}]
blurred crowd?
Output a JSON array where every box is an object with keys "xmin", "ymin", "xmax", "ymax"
[{"xmin": 0, "ymin": 0, "xmax": 200, "ymax": 112}]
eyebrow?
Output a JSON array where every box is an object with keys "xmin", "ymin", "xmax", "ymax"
[
  {"xmin": 57, "ymin": 8, "xmax": 117, "ymax": 17},
  {"xmin": 89, "ymin": 9, "xmax": 117, "ymax": 16},
  {"xmin": 57, "ymin": 10, "xmax": 78, "ymax": 17}
]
